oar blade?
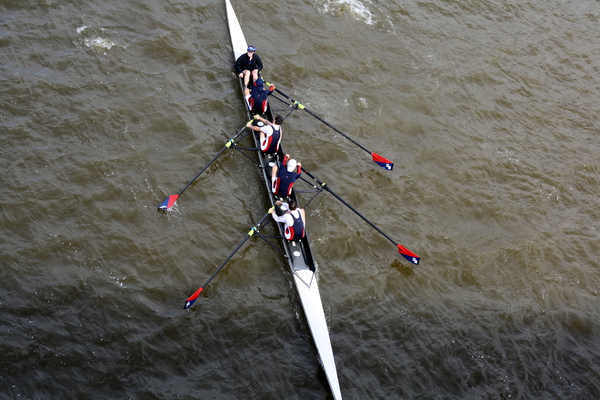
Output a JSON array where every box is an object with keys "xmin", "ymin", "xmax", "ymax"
[
  {"xmin": 184, "ymin": 287, "xmax": 204, "ymax": 309},
  {"xmin": 371, "ymin": 153, "xmax": 394, "ymax": 171},
  {"xmin": 158, "ymin": 194, "xmax": 179, "ymax": 211},
  {"xmin": 397, "ymin": 244, "xmax": 420, "ymax": 265}
]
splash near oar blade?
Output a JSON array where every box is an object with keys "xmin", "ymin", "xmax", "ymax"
[
  {"xmin": 158, "ymin": 194, "xmax": 179, "ymax": 211},
  {"xmin": 372, "ymin": 153, "xmax": 394, "ymax": 171},
  {"xmin": 397, "ymin": 244, "xmax": 420, "ymax": 265},
  {"xmin": 184, "ymin": 287, "xmax": 204, "ymax": 309}
]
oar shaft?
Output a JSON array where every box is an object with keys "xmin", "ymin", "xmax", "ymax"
[
  {"xmin": 179, "ymin": 126, "xmax": 250, "ymax": 196},
  {"xmin": 159, "ymin": 125, "xmax": 252, "ymax": 210},
  {"xmin": 199, "ymin": 227, "xmax": 252, "ymax": 287},
  {"xmin": 302, "ymin": 168, "xmax": 396, "ymax": 246},
  {"xmin": 184, "ymin": 212, "xmax": 272, "ymax": 309},
  {"xmin": 302, "ymin": 168, "xmax": 419, "ymax": 264},
  {"xmin": 274, "ymin": 88, "xmax": 371, "ymax": 155},
  {"xmin": 270, "ymin": 85, "xmax": 394, "ymax": 170},
  {"xmin": 178, "ymin": 146, "xmax": 227, "ymax": 196},
  {"xmin": 200, "ymin": 211, "xmax": 272, "ymax": 288}
]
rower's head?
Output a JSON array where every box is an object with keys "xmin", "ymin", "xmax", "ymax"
[
  {"xmin": 247, "ymin": 45, "xmax": 256, "ymax": 54},
  {"xmin": 254, "ymin": 78, "xmax": 264, "ymax": 87},
  {"xmin": 288, "ymin": 200, "xmax": 298, "ymax": 210},
  {"xmin": 274, "ymin": 115, "xmax": 283, "ymax": 125},
  {"xmin": 287, "ymin": 159, "xmax": 297, "ymax": 173}
]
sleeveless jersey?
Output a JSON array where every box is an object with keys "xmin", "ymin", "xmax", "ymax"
[
  {"xmin": 249, "ymin": 85, "xmax": 270, "ymax": 114},
  {"xmin": 284, "ymin": 210, "xmax": 305, "ymax": 241},
  {"xmin": 272, "ymin": 164, "xmax": 301, "ymax": 197},
  {"xmin": 260, "ymin": 125, "xmax": 281, "ymax": 154}
]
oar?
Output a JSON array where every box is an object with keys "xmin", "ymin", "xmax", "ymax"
[
  {"xmin": 302, "ymin": 167, "xmax": 420, "ymax": 265},
  {"xmin": 272, "ymin": 86, "xmax": 394, "ymax": 171},
  {"xmin": 158, "ymin": 124, "xmax": 251, "ymax": 211},
  {"xmin": 184, "ymin": 210, "xmax": 273, "ymax": 309}
]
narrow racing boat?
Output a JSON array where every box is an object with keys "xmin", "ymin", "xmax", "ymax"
[
  {"xmin": 225, "ymin": 0, "xmax": 343, "ymax": 398},
  {"xmin": 168, "ymin": 1, "xmax": 418, "ymax": 396}
]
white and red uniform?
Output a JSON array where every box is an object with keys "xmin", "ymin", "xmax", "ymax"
[
  {"xmin": 259, "ymin": 124, "xmax": 281, "ymax": 154},
  {"xmin": 272, "ymin": 208, "xmax": 305, "ymax": 241}
]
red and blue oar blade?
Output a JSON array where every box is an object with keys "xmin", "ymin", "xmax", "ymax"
[
  {"xmin": 184, "ymin": 287, "xmax": 204, "ymax": 309},
  {"xmin": 372, "ymin": 153, "xmax": 394, "ymax": 171},
  {"xmin": 158, "ymin": 194, "xmax": 179, "ymax": 211},
  {"xmin": 397, "ymin": 244, "xmax": 420, "ymax": 265}
]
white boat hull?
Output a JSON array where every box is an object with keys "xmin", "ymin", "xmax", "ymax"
[
  {"xmin": 225, "ymin": 0, "xmax": 342, "ymax": 398},
  {"xmin": 293, "ymin": 271, "xmax": 343, "ymax": 400},
  {"xmin": 226, "ymin": 0, "xmax": 248, "ymax": 61}
]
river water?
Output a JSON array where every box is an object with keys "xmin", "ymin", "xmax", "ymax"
[{"xmin": 1, "ymin": 0, "xmax": 599, "ymax": 398}]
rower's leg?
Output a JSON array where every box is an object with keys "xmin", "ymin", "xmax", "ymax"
[
  {"xmin": 244, "ymin": 87, "xmax": 251, "ymax": 110},
  {"xmin": 271, "ymin": 165, "xmax": 279, "ymax": 194},
  {"xmin": 242, "ymin": 70, "xmax": 251, "ymax": 87}
]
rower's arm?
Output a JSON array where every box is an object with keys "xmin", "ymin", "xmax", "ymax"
[
  {"xmin": 246, "ymin": 121, "xmax": 260, "ymax": 131},
  {"xmin": 272, "ymin": 213, "xmax": 290, "ymax": 224},
  {"xmin": 253, "ymin": 114, "xmax": 271, "ymax": 125}
]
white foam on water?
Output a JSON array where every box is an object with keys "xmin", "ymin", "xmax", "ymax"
[
  {"xmin": 323, "ymin": 0, "xmax": 375, "ymax": 25},
  {"xmin": 84, "ymin": 37, "xmax": 116, "ymax": 50},
  {"xmin": 76, "ymin": 25, "xmax": 119, "ymax": 51}
]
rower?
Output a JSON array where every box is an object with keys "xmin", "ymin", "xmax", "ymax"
[
  {"xmin": 246, "ymin": 114, "xmax": 283, "ymax": 156},
  {"xmin": 234, "ymin": 45, "xmax": 263, "ymax": 89},
  {"xmin": 244, "ymin": 78, "xmax": 274, "ymax": 115},
  {"xmin": 271, "ymin": 154, "xmax": 301, "ymax": 200},
  {"xmin": 269, "ymin": 200, "xmax": 306, "ymax": 241}
]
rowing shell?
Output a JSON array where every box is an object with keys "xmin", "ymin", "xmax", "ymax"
[{"xmin": 225, "ymin": 1, "xmax": 343, "ymax": 399}]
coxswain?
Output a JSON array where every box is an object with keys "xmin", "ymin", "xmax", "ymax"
[
  {"xmin": 234, "ymin": 45, "xmax": 263, "ymax": 89},
  {"xmin": 269, "ymin": 200, "xmax": 306, "ymax": 241}
]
